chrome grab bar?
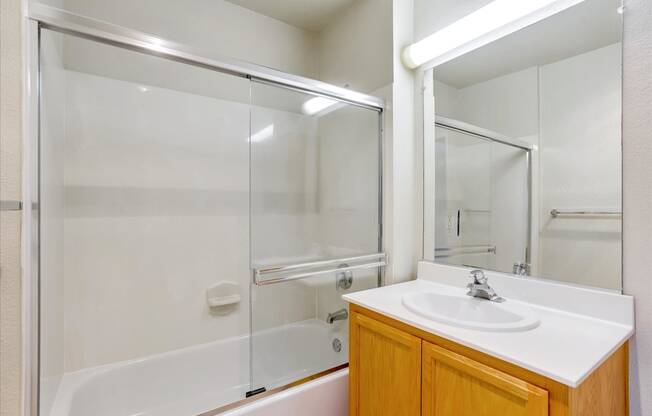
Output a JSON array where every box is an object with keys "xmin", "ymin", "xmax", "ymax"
[
  {"xmin": 550, "ymin": 209, "xmax": 622, "ymax": 218},
  {"xmin": 253, "ymin": 253, "xmax": 386, "ymax": 286}
]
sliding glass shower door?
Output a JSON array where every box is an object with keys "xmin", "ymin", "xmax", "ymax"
[
  {"xmin": 433, "ymin": 125, "xmax": 529, "ymax": 274},
  {"xmin": 38, "ymin": 22, "xmax": 384, "ymax": 416},
  {"xmin": 39, "ymin": 29, "xmax": 253, "ymax": 416},
  {"xmin": 434, "ymin": 127, "xmax": 494, "ymax": 270},
  {"xmin": 249, "ymin": 80, "xmax": 383, "ymax": 392}
]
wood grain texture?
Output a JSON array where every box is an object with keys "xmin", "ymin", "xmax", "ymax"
[
  {"xmin": 422, "ymin": 341, "xmax": 548, "ymax": 416},
  {"xmin": 349, "ymin": 310, "xmax": 422, "ymax": 416},
  {"xmin": 569, "ymin": 343, "xmax": 628, "ymax": 415},
  {"xmin": 349, "ymin": 304, "xmax": 628, "ymax": 416}
]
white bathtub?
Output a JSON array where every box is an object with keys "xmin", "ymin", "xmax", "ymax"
[
  {"xmin": 221, "ymin": 368, "xmax": 348, "ymax": 416},
  {"xmin": 49, "ymin": 319, "xmax": 348, "ymax": 416}
]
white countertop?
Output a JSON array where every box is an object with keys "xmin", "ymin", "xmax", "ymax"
[{"xmin": 343, "ymin": 263, "xmax": 634, "ymax": 387}]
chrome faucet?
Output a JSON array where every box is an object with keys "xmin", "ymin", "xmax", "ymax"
[
  {"xmin": 466, "ymin": 269, "xmax": 505, "ymax": 303},
  {"xmin": 326, "ymin": 308, "xmax": 348, "ymax": 324},
  {"xmin": 512, "ymin": 262, "xmax": 530, "ymax": 276}
]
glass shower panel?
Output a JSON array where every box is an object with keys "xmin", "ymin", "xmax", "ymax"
[
  {"xmin": 434, "ymin": 126, "xmax": 494, "ymax": 270},
  {"xmin": 434, "ymin": 125, "xmax": 529, "ymax": 274},
  {"xmin": 249, "ymin": 80, "xmax": 381, "ymax": 392},
  {"xmin": 489, "ymin": 141, "xmax": 529, "ymax": 274},
  {"xmin": 39, "ymin": 30, "xmax": 251, "ymax": 416}
]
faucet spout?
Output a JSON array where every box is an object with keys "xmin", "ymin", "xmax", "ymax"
[
  {"xmin": 466, "ymin": 269, "xmax": 505, "ymax": 303},
  {"xmin": 326, "ymin": 308, "xmax": 348, "ymax": 324}
]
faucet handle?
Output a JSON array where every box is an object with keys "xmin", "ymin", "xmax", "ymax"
[{"xmin": 470, "ymin": 269, "xmax": 487, "ymax": 285}]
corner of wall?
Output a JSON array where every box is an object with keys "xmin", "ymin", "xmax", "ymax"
[
  {"xmin": 386, "ymin": 0, "xmax": 419, "ymax": 284},
  {"xmin": 622, "ymin": 0, "xmax": 652, "ymax": 415}
]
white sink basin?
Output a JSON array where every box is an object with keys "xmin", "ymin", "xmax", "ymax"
[{"xmin": 402, "ymin": 292, "xmax": 539, "ymax": 332}]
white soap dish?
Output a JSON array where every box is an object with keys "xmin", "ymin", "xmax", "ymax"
[
  {"xmin": 207, "ymin": 294, "xmax": 241, "ymax": 307},
  {"xmin": 206, "ymin": 281, "xmax": 241, "ymax": 309}
]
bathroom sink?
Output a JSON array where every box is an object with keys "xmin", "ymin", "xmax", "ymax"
[{"xmin": 401, "ymin": 292, "xmax": 539, "ymax": 332}]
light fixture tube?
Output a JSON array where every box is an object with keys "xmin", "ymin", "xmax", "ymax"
[{"xmin": 402, "ymin": 0, "xmax": 586, "ymax": 69}]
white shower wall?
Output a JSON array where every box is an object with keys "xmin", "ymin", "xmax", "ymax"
[{"xmin": 62, "ymin": 69, "xmax": 254, "ymax": 372}]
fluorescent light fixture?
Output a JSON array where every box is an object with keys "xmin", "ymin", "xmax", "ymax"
[
  {"xmin": 250, "ymin": 124, "xmax": 274, "ymax": 143},
  {"xmin": 402, "ymin": 0, "xmax": 586, "ymax": 69},
  {"xmin": 302, "ymin": 96, "xmax": 338, "ymax": 116}
]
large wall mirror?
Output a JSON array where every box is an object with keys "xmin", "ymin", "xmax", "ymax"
[{"xmin": 423, "ymin": 0, "xmax": 623, "ymax": 291}]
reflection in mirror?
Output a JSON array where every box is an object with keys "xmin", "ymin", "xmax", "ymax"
[{"xmin": 424, "ymin": 0, "xmax": 622, "ymax": 291}]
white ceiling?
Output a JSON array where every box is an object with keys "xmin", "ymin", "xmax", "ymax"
[
  {"xmin": 225, "ymin": 0, "xmax": 355, "ymax": 32},
  {"xmin": 435, "ymin": 0, "xmax": 623, "ymax": 88}
]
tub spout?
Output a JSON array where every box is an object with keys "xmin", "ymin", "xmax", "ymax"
[{"xmin": 326, "ymin": 308, "xmax": 348, "ymax": 324}]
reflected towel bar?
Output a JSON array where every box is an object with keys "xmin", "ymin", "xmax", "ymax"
[
  {"xmin": 434, "ymin": 246, "xmax": 496, "ymax": 258},
  {"xmin": 550, "ymin": 209, "xmax": 622, "ymax": 218},
  {"xmin": 254, "ymin": 253, "xmax": 386, "ymax": 286}
]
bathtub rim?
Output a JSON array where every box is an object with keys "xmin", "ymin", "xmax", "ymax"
[{"xmin": 197, "ymin": 364, "xmax": 349, "ymax": 416}]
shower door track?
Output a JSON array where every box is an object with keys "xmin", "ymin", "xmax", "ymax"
[
  {"xmin": 27, "ymin": 3, "xmax": 384, "ymax": 112},
  {"xmin": 435, "ymin": 115, "xmax": 533, "ymax": 151}
]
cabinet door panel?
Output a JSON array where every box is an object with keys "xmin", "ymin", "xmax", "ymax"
[
  {"xmin": 350, "ymin": 311, "xmax": 421, "ymax": 416},
  {"xmin": 422, "ymin": 342, "xmax": 548, "ymax": 416}
]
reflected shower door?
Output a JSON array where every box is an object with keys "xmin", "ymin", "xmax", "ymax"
[
  {"xmin": 434, "ymin": 126, "xmax": 494, "ymax": 270},
  {"xmin": 249, "ymin": 80, "xmax": 382, "ymax": 392},
  {"xmin": 39, "ymin": 29, "xmax": 252, "ymax": 416},
  {"xmin": 434, "ymin": 125, "xmax": 529, "ymax": 274}
]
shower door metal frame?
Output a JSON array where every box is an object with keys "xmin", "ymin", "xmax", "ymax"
[
  {"xmin": 25, "ymin": 4, "xmax": 385, "ymax": 416},
  {"xmin": 433, "ymin": 116, "xmax": 533, "ymax": 270},
  {"xmin": 28, "ymin": 3, "xmax": 384, "ymax": 111}
]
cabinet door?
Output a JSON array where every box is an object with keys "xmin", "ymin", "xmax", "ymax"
[
  {"xmin": 422, "ymin": 342, "xmax": 548, "ymax": 416},
  {"xmin": 350, "ymin": 311, "xmax": 421, "ymax": 416}
]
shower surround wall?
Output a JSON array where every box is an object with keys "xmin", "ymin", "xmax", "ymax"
[
  {"xmin": 62, "ymin": 69, "xmax": 253, "ymax": 372},
  {"xmin": 433, "ymin": 43, "xmax": 622, "ymax": 289}
]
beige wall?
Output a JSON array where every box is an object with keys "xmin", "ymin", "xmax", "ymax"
[
  {"xmin": 50, "ymin": 0, "xmax": 320, "ymax": 80},
  {"xmin": 622, "ymin": 0, "xmax": 652, "ymax": 415},
  {"xmin": 0, "ymin": 1, "xmax": 24, "ymax": 416},
  {"xmin": 318, "ymin": 0, "xmax": 393, "ymax": 93}
]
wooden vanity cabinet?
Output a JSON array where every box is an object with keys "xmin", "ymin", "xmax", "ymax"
[
  {"xmin": 349, "ymin": 312, "xmax": 422, "ymax": 416},
  {"xmin": 349, "ymin": 304, "xmax": 628, "ymax": 416},
  {"xmin": 422, "ymin": 342, "xmax": 548, "ymax": 416}
]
